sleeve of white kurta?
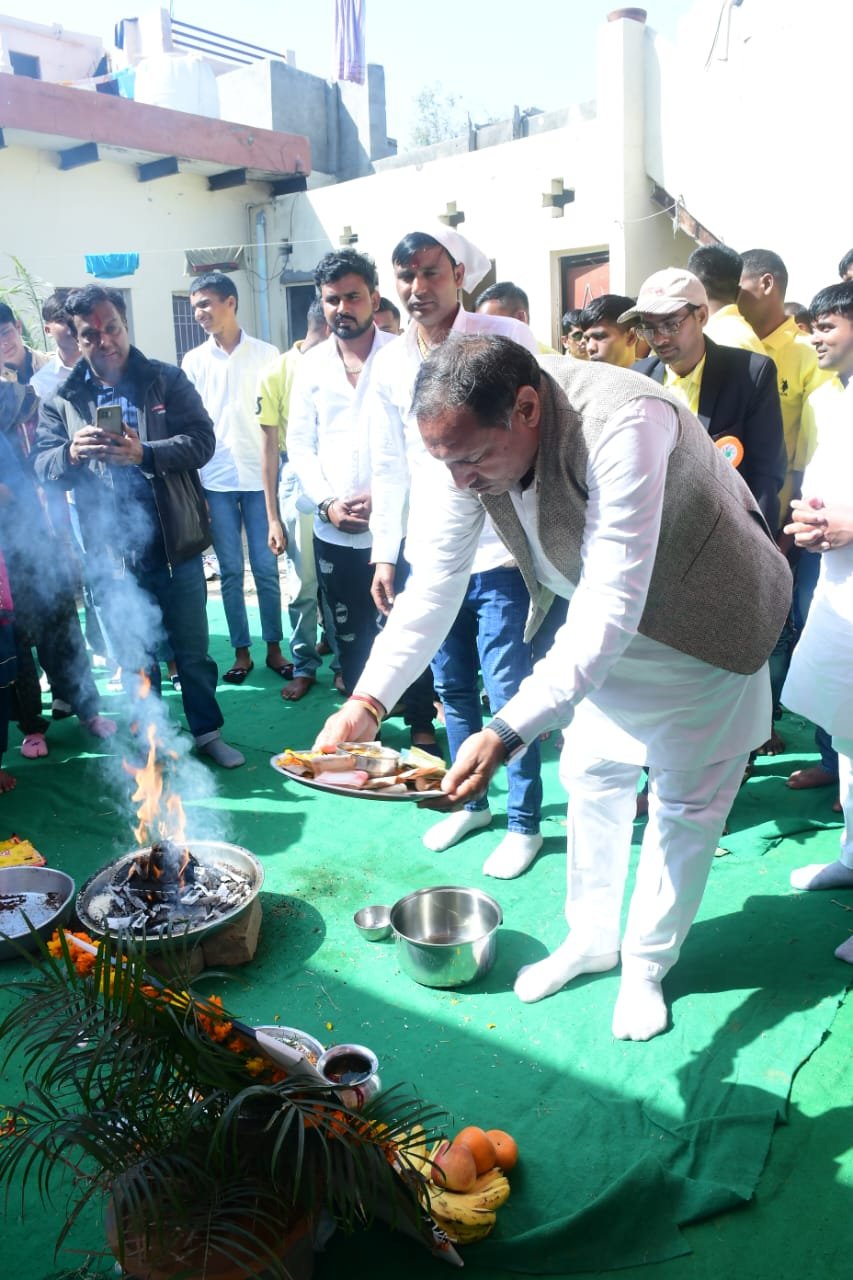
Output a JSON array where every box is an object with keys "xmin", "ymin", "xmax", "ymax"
[
  {"xmin": 285, "ymin": 362, "xmax": 331, "ymax": 506},
  {"xmin": 355, "ymin": 458, "xmax": 486, "ymax": 711},
  {"xmin": 497, "ymin": 398, "xmax": 680, "ymax": 742},
  {"xmin": 366, "ymin": 369, "xmax": 411, "ymax": 565}
]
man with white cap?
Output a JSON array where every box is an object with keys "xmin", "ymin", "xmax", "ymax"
[
  {"xmin": 367, "ymin": 226, "xmax": 547, "ymax": 879},
  {"xmin": 628, "ymin": 267, "xmax": 785, "ymax": 531}
]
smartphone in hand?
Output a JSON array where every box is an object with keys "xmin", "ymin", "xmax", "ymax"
[{"xmin": 95, "ymin": 404, "xmax": 124, "ymax": 436}]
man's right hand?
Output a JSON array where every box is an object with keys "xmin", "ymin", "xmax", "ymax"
[
  {"xmin": 268, "ymin": 520, "xmax": 287, "ymax": 556},
  {"xmin": 329, "ymin": 498, "xmax": 370, "ymax": 535},
  {"xmin": 69, "ymin": 425, "xmax": 112, "ymax": 465},
  {"xmin": 371, "ymin": 563, "xmax": 397, "ymax": 615},
  {"xmin": 313, "ymin": 703, "xmax": 378, "ymax": 749}
]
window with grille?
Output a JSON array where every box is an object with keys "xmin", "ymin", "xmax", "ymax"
[{"xmin": 172, "ymin": 295, "xmax": 205, "ymax": 364}]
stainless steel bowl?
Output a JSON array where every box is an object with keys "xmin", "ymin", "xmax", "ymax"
[
  {"xmin": 76, "ymin": 840, "xmax": 264, "ymax": 947},
  {"xmin": 337, "ymin": 743, "xmax": 401, "ymax": 777},
  {"xmin": 390, "ymin": 885, "xmax": 503, "ymax": 988},
  {"xmin": 353, "ymin": 904, "xmax": 392, "ymax": 941},
  {"xmin": 254, "ymin": 1025, "xmax": 325, "ymax": 1067},
  {"xmin": 0, "ymin": 866, "xmax": 76, "ymax": 961}
]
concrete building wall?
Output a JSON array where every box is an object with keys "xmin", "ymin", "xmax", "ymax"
[
  {"xmin": 267, "ymin": 11, "xmax": 688, "ymax": 347},
  {"xmin": 0, "ymin": 16, "xmax": 103, "ymax": 80},
  {"xmin": 0, "ymin": 146, "xmax": 283, "ymax": 361}
]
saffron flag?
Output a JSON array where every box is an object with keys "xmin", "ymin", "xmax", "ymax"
[{"xmin": 333, "ymin": 0, "xmax": 366, "ymax": 85}]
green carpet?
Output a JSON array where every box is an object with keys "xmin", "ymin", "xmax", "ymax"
[{"xmin": 1, "ymin": 599, "xmax": 851, "ymax": 1278}]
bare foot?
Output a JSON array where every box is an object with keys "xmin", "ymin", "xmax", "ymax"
[
  {"xmin": 281, "ymin": 676, "xmax": 315, "ymax": 702},
  {"xmin": 759, "ymin": 730, "xmax": 786, "ymax": 756},
  {"xmin": 333, "ymin": 673, "xmax": 347, "ymax": 695},
  {"xmin": 787, "ymin": 765, "xmax": 839, "ymax": 789},
  {"xmin": 0, "ymin": 768, "xmax": 16, "ymax": 792}
]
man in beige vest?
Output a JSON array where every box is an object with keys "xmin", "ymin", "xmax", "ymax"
[{"xmin": 317, "ymin": 336, "xmax": 791, "ymax": 1042}]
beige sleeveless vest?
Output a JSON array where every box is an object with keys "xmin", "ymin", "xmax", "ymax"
[{"xmin": 481, "ymin": 357, "xmax": 792, "ymax": 675}]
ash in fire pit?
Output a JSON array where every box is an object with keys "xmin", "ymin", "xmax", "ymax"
[{"xmin": 84, "ymin": 841, "xmax": 255, "ymax": 936}]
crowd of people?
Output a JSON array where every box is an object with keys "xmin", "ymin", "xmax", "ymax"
[{"xmin": 1, "ymin": 227, "xmax": 852, "ymax": 1037}]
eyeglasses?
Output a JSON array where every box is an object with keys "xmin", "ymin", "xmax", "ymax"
[{"xmin": 636, "ymin": 307, "xmax": 697, "ymax": 339}]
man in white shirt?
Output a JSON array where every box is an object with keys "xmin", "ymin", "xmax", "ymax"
[
  {"xmin": 31, "ymin": 292, "xmax": 82, "ymax": 401},
  {"xmin": 367, "ymin": 226, "xmax": 548, "ymax": 876},
  {"xmin": 182, "ymin": 273, "xmax": 281, "ymax": 684},
  {"xmin": 317, "ymin": 335, "xmax": 791, "ymax": 1041},
  {"xmin": 286, "ymin": 249, "xmax": 410, "ymax": 708}
]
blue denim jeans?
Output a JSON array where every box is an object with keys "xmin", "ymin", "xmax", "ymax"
[
  {"xmin": 101, "ymin": 556, "xmax": 223, "ymax": 742},
  {"xmin": 278, "ymin": 464, "xmax": 323, "ymax": 679},
  {"xmin": 431, "ymin": 566, "xmax": 542, "ymax": 833},
  {"xmin": 204, "ymin": 488, "xmax": 282, "ymax": 651}
]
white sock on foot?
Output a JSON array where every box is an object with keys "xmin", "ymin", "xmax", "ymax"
[
  {"xmin": 422, "ymin": 808, "xmax": 491, "ymax": 852},
  {"xmin": 197, "ymin": 737, "xmax": 245, "ymax": 769},
  {"xmin": 482, "ymin": 831, "xmax": 543, "ymax": 879},
  {"xmin": 611, "ymin": 974, "xmax": 668, "ymax": 1041},
  {"xmin": 834, "ymin": 936, "xmax": 853, "ymax": 964},
  {"xmin": 514, "ymin": 939, "xmax": 618, "ymax": 1004},
  {"xmin": 789, "ymin": 860, "xmax": 853, "ymax": 891}
]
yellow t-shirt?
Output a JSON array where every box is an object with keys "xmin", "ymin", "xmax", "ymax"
[
  {"xmin": 255, "ymin": 342, "xmax": 303, "ymax": 450},
  {"xmin": 664, "ymin": 353, "xmax": 706, "ymax": 417},
  {"xmin": 760, "ymin": 317, "xmax": 833, "ymax": 516},
  {"xmin": 704, "ymin": 304, "xmax": 766, "ymax": 355}
]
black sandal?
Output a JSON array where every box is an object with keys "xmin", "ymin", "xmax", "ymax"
[{"xmin": 222, "ymin": 662, "xmax": 254, "ymax": 685}]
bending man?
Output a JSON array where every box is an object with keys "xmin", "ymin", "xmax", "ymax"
[{"xmin": 317, "ymin": 336, "xmax": 791, "ymax": 1041}]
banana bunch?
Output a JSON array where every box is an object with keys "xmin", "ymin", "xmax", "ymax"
[{"xmin": 396, "ymin": 1137, "xmax": 510, "ymax": 1244}]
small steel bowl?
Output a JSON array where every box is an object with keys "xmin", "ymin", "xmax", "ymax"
[
  {"xmin": 337, "ymin": 743, "xmax": 401, "ymax": 777},
  {"xmin": 0, "ymin": 866, "xmax": 76, "ymax": 961},
  {"xmin": 353, "ymin": 904, "xmax": 392, "ymax": 941},
  {"xmin": 254, "ymin": 1024, "xmax": 325, "ymax": 1067},
  {"xmin": 390, "ymin": 885, "xmax": 503, "ymax": 988}
]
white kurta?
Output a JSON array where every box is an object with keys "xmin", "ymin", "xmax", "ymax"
[
  {"xmin": 358, "ymin": 397, "xmax": 769, "ymax": 768},
  {"xmin": 782, "ymin": 377, "xmax": 853, "ymax": 735}
]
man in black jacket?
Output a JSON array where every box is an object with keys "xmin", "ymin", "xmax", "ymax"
[
  {"xmin": 34, "ymin": 285, "xmax": 243, "ymax": 768},
  {"xmin": 626, "ymin": 268, "xmax": 785, "ymax": 531}
]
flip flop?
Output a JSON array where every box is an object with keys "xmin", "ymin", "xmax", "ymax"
[
  {"xmin": 222, "ymin": 662, "xmax": 254, "ymax": 685},
  {"xmin": 266, "ymin": 659, "xmax": 295, "ymax": 680}
]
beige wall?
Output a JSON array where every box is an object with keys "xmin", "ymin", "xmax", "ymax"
[{"xmin": 0, "ymin": 145, "xmax": 283, "ymax": 363}]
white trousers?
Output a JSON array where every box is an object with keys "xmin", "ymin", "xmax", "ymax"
[
  {"xmin": 832, "ymin": 736, "xmax": 853, "ymax": 870},
  {"xmin": 558, "ymin": 749, "xmax": 749, "ymax": 980}
]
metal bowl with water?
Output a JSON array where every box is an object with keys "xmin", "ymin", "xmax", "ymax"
[
  {"xmin": 0, "ymin": 866, "xmax": 76, "ymax": 960},
  {"xmin": 390, "ymin": 885, "xmax": 503, "ymax": 988}
]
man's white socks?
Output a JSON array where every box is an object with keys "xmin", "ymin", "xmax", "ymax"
[
  {"xmin": 835, "ymin": 935, "xmax": 853, "ymax": 964},
  {"xmin": 514, "ymin": 939, "xmax": 619, "ymax": 1003},
  {"xmin": 482, "ymin": 832, "xmax": 543, "ymax": 879},
  {"xmin": 789, "ymin": 860, "xmax": 853, "ymax": 891},
  {"xmin": 611, "ymin": 975, "xmax": 669, "ymax": 1041},
  {"xmin": 422, "ymin": 808, "xmax": 491, "ymax": 852}
]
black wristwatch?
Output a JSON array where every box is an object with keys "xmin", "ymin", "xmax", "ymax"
[
  {"xmin": 317, "ymin": 497, "xmax": 335, "ymax": 523},
  {"xmin": 488, "ymin": 717, "xmax": 527, "ymax": 763}
]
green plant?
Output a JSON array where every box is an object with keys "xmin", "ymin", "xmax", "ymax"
[
  {"xmin": 0, "ymin": 931, "xmax": 445, "ymax": 1277},
  {"xmin": 0, "ymin": 255, "xmax": 50, "ymax": 350}
]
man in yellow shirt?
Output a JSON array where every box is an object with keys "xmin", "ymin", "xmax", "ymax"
[
  {"xmin": 738, "ymin": 249, "xmax": 833, "ymax": 751},
  {"xmin": 256, "ymin": 299, "xmax": 334, "ymax": 700},
  {"xmin": 687, "ymin": 245, "xmax": 766, "ymax": 355},
  {"xmin": 738, "ymin": 249, "xmax": 832, "ymax": 530}
]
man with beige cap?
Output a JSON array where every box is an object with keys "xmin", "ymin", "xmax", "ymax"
[{"xmin": 629, "ymin": 267, "xmax": 785, "ymax": 531}]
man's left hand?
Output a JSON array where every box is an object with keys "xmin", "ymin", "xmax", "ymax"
[
  {"xmin": 101, "ymin": 425, "xmax": 144, "ymax": 467},
  {"xmin": 419, "ymin": 729, "xmax": 505, "ymax": 811},
  {"xmin": 786, "ymin": 496, "xmax": 853, "ymax": 552}
]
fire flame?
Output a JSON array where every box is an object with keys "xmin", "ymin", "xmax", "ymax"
[{"xmin": 122, "ymin": 680, "xmax": 188, "ymax": 847}]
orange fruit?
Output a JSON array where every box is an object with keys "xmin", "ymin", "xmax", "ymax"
[
  {"xmin": 453, "ymin": 1125, "xmax": 497, "ymax": 1175},
  {"xmin": 485, "ymin": 1128, "xmax": 518, "ymax": 1170},
  {"xmin": 431, "ymin": 1141, "xmax": 477, "ymax": 1191}
]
